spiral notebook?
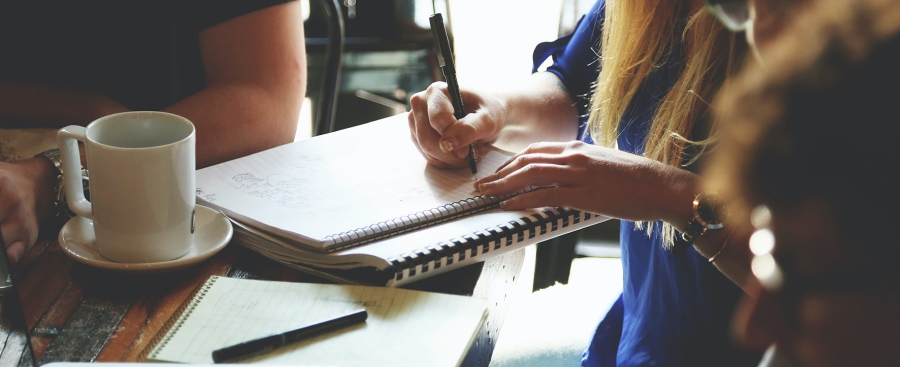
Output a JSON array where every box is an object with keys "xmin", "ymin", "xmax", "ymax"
[
  {"xmin": 196, "ymin": 114, "xmax": 608, "ymax": 286},
  {"xmin": 146, "ymin": 276, "xmax": 488, "ymax": 366}
]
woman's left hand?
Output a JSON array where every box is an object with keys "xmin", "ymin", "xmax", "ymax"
[{"xmin": 474, "ymin": 141, "xmax": 696, "ymax": 224}]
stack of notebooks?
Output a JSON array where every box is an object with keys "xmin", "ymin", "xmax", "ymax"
[{"xmin": 196, "ymin": 114, "xmax": 608, "ymax": 286}]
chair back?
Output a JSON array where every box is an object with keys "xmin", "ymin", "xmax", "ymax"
[{"xmin": 313, "ymin": 0, "xmax": 345, "ymax": 136}]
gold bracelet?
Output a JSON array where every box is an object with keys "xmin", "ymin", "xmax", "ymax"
[{"xmin": 708, "ymin": 226, "xmax": 738, "ymax": 263}]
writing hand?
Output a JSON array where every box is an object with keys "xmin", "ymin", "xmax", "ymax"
[
  {"xmin": 408, "ymin": 82, "xmax": 505, "ymax": 169},
  {"xmin": 474, "ymin": 141, "xmax": 696, "ymax": 224},
  {"xmin": 0, "ymin": 158, "xmax": 56, "ymax": 265}
]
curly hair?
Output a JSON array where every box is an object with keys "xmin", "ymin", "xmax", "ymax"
[{"xmin": 709, "ymin": 0, "xmax": 900, "ymax": 262}]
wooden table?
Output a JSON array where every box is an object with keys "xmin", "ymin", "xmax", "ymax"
[{"xmin": 0, "ymin": 224, "xmax": 525, "ymax": 366}]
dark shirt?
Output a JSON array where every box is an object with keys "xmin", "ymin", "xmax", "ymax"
[{"xmin": 0, "ymin": 0, "xmax": 291, "ymax": 111}]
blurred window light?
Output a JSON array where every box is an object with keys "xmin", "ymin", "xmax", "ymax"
[
  {"xmin": 751, "ymin": 253, "xmax": 784, "ymax": 291},
  {"xmin": 296, "ymin": 97, "xmax": 313, "ymax": 142},
  {"xmin": 302, "ymin": 0, "xmax": 310, "ymax": 22},
  {"xmin": 749, "ymin": 228, "xmax": 775, "ymax": 256},
  {"xmin": 414, "ymin": 0, "xmax": 433, "ymax": 29}
]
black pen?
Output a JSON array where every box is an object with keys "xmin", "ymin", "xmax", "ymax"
[
  {"xmin": 211, "ymin": 309, "xmax": 368, "ymax": 363},
  {"xmin": 429, "ymin": 13, "xmax": 478, "ymax": 175}
]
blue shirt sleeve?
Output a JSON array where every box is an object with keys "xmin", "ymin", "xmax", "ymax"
[{"xmin": 532, "ymin": 0, "xmax": 605, "ymax": 120}]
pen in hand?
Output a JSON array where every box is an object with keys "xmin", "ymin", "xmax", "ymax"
[
  {"xmin": 429, "ymin": 13, "xmax": 478, "ymax": 175},
  {"xmin": 211, "ymin": 309, "xmax": 368, "ymax": 363}
]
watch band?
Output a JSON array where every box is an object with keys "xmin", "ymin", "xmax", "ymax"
[
  {"xmin": 681, "ymin": 220, "xmax": 707, "ymax": 243},
  {"xmin": 673, "ymin": 221, "xmax": 705, "ymax": 256},
  {"xmin": 36, "ymin": 148, "xmax": 63, "ymax": 172},
  {"xmin": 34, "ymin": 149, "xmax": 89, "ymax": 219},
  {"xmin": 34, "ymin": 149, "xmax": 66, "ymax": 218}
]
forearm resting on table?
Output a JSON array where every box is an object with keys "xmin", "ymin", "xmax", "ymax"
[
  {"xmin": 164, "ymin": 81, "xmax": 300, "ymax": 168},
  {"xmin": 0, "ymin": 83, "xmax": 129, "ymax": 128},
  {"xmin": 491, "ymin": 72, "xmax": 580, "ymax": 151}
]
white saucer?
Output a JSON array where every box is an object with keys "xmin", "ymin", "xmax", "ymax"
[{"xmin": 58, "ymin": 205, "xmax": 233, "ymax": 273}]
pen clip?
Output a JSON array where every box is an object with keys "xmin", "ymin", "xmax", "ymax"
[{"xmin": 429, "ymin": 13, "xmax": 451, "ymax": 69}]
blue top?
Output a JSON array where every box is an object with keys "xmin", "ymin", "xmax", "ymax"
[{"xmin": 533, "ymin": 1, "xmax": 757, "ymax": 366}]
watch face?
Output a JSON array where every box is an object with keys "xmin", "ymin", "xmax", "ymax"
[{"xmin": 695, "ymin": 194, "xmax": 727, "ymax": 228}]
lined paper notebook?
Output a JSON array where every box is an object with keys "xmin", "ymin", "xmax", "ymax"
[
  {"xmin": 147, "ymin": 276, "xmax": 487, "ymax": 366},
  {"xmin": 197, "ymin": 115, "xmax": 608, "ymax": 286},
  {"xmin": 196, "ymin": 117, "xmax": 534, "ymax": 253}
]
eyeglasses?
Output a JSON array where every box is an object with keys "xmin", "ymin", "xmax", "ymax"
[{"xmin": 704, "ymin": 0, "xmax": 751, "ymax": 32}]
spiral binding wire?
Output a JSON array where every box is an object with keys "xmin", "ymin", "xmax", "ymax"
[
  {"xmin": 145, "ymin": 276, "xmax": 219, "ymax": 360},
  {"xmin": 387, "ymin": 208, "xmax": 594, "ymax": 282},
  {"xmin": 323, "ymin": 188, "xmax": 536, "ymax": 252}
]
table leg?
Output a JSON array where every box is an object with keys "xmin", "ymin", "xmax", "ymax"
[{"xmin": 461, "ymin": 248, "xmax": 526, "ymax": 367}]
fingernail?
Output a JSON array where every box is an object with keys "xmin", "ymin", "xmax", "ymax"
[
  {"xmin": 499, "ymin": 200, "xmax": 508, "ymax": 209},
  {"xmin": 440, "ymin": 139, "xmax": 455, "ymax": 153},
  {"xmin": 473, "ymin": 177, "xmax": 486, "ymax": 190},
  {"xmin": 454, "ymin": 148, "xmax": 468, "ymax": 159}
]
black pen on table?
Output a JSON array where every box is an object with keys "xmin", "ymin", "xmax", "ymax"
[
  {"xmin": 211, "ymin": 309, "xmax": 368, "ymax": 363},
  {"xmin": 429, "ymin": 13, "xmax": 478, "ymax": 175}
]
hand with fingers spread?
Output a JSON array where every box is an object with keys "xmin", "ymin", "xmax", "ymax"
[
  {"xmin": 474, "ymin": 141, "xmax": 697, "ymax": 225},
  {"xmin": 407, "ymin": 82, "xmax": 506, "ymax": 169},
  {"xmin": 0, "ymin": 158, "xmax": 56, "ymax": 265}
]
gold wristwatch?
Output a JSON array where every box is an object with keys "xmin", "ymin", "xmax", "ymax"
[{"xmin": 672, "ymin": 192, "xmax": 727, "ymax": 255}]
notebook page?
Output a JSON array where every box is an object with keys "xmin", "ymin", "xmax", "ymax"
[
  {"xmin": 196, "ymin": 115, "xmax": 515, "ymax": 249},
  {"xmin": 148, "ymin": 277, "xmax": 487, "ymax": 367}
]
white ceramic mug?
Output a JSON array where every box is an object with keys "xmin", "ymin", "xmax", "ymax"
[{"xmin": 58, "ymin": 111, "xmax": 196, "ymax": 263}]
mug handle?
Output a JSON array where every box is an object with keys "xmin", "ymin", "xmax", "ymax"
[{"xmin": 57, "ymin": 126, "xmax": 92, "ymax": 219}]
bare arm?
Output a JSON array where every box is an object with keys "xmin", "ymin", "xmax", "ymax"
[
  {"xmin": 166, "ymin": 1, "xmax": 306, "ymax": 167},
  {"xmin": 474, "ymin": 141, "xmax": 755, "ymax": 292},
  {"xmin": 0, "ymin": 2, "xmax": 306, "ymax": 168},
  {"xmin": 490, "ymin": 72, "xmax": 581, "ymax": 151}
]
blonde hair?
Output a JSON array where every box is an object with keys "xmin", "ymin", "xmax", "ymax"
[{"xmin": 587, "ymin": 0, "xmax": 746, "ymax": 248}]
